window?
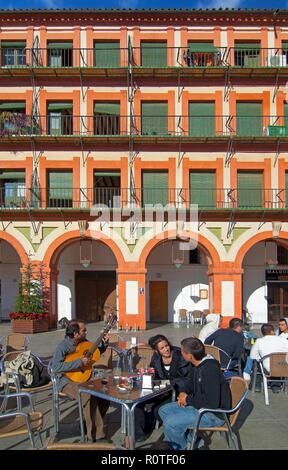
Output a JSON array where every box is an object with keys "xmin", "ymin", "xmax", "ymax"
[
  {"xmin": 0, "ymin": 170, "xmax": 25, "ymax": 208},
  {"xmin": 187, "ymin": 42, "xmax": 219, "ymax": 67},
  {"xmin": 47, "ymin": 41, "xmax": 73, "ymax": 67},
  {"xmin": 189, "ymin": 102, "xmax": 215, "ymax": 137},
  {"xmin": 47, "ymin": 102, "xmax": 73, "ymax": 135},
  {"xmin": 0, "ymin": 101, "xmax": 26, "ymax": 134},
  {"xmin": 94, "ymin": 171, "xmax": 121, "ymax": 207},
  {"xmin": 236, "ymin": 102, "xmax": 262, "ymax": 137},
  {"xmin": 1, "ymin": 41, "xmax": 26, "ymax": 66},
  {"xmin": 277, "ymin": 245, "xmax": 288, "ymax": 265},
  {"xmin": 94, "ymin": 41, "xmax": 120, "ymax": 68},
  {"xmin": 47, "ymin": 170, "xmax": 73, "ymax": 208},
  {"xmin": 234, "ymin": 41, "xmax": 261, "ymax": 67},
  {"xmin": 141, "ymin": 42, "xmax": 167, "ymax": 67},
  {"xmin": 94, "ymin": 102, "xmax": 120, "ymax": 135},
  {"xmin": 237, "ymin": 171, "xmax": 263, "ymax": 209},
  {"xmin": 142, "ymin": 170, "xmax": 168, "ymax": 206},
  {"xmin": 189, "ymin": 171, "xmax": 216, "ymax": 208},
  {"xmin": 141, "ymin": 102, "xmax": 168, "ymax": 136}
]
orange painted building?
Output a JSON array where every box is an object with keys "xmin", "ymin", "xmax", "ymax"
[{"xmin": 1, "ymin": 9, "xmax": 288, "ymax": 329}]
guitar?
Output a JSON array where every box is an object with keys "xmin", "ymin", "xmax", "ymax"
[{"xmin": 64, "ymin": 313, "xmax": 117, "ymax": 383}]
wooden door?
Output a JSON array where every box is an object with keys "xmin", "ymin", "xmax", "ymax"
[
  {"xmin": 268, "ymin": 283, "xmax": 288, "ymax": 321},
  {"xmin": 75, "ymin": 272, "xmax": 116, "ymax": 322},
  {"xmin": 149, "ymin": 281, "xmax": 168, "ymax": 322}
]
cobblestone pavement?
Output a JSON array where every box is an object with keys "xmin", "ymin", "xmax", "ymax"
[{"xmin": 0, "ymin": 321, "xmax": 287, "ymax": 450}]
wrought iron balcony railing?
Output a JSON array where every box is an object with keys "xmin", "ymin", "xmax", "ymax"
[
  {"xmin": 0, "ymin": 187, "xmax": 287, "ymax": 210},
  {"xmin": 1, "ymin": 47, "xmax": 288, "ymax": 69},
  {"xmin": 1, "ymin": 114, "xmax": 288, "ymax": 138}
]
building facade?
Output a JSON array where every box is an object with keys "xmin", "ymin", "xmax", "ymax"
[{"xmin": 1, "ymin": 8, "xmax": 288, "ymax": 329}]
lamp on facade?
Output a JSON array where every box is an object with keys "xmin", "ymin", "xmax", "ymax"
[
  {"xmin": 172, "ymin": 241, "xmax": 184, "ymax": 269},
  {"xmin": 80, "ymin": 238, "xmax": 93, "ymax": 268},
  {"xmin": 272, "ymin": 221, "xmax": 282, "ymax": 239}
]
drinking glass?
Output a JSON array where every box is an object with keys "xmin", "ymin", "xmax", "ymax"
[{"xmin": 112, "ymin": 367, "xmax": 121, "ymax": 385}]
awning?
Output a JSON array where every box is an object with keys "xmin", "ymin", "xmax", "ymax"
[
  {"xmin": 1, "ymin": 41, "xmax": 26, "ymax": 48},
  {"xmin": 47, "ymin": 42, "xmax": 73, "ymax": 49},
  {"xmin": 47, "ymin": 103, "xmax": 73, "ymax": 111},
  {"xmin": 94, "ymin": 103, "xmax": 120, "ymax": 115},
  {"xmin": 94, "ymin": 172, "xmax": 120, "ymax": 177},
  {"xmin": 188, "ymin": 42, "xmax": 217, "ymax": 52},
  {"xmin": 0, "ymin": 102, "xmax": 26, "ymax": 110},
  {"xmin": 0, "ymin": 171, "xmax": 25, "ymax": 180},
  {"xmin": 234, "ymin": 43, "xmax": 261, "ymax": 49}
]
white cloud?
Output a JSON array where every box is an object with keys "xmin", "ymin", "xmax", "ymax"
[{"xmin": 195, "ymin": 0, "xmax": 242, "ymax": 8}]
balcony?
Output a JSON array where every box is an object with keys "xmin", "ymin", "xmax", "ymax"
[
  {"xmin": 1, "ymin": 114, "xmax": 288, "ymax": 143},
  {"xmin": 1, "ymin": 47, "xmax": 288, "ymax": 78},
  {"xmin": 0, "ymin": 187, "xmax": 287, "ymax": 212}
]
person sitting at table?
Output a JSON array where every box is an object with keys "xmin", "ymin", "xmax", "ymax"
[
  {"xmin": 134, "ymin": 334, "xmax": 193, "ymax": 442},
  {"xmin": 50, "ymin": 320, "xmax": 110, "ymax": 442},
  {"xmin": 276, "ymin": 317, "xmax": 288, "ymax": 339}
]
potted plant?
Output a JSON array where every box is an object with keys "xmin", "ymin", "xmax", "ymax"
[{"xmin": 9, "ymin": 262, "xmax": 49, "ymax": 334}]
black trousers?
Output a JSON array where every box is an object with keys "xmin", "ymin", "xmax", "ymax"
[{"xmin": 134, "ymin": 392, "xmax": 171, "ymax": 440}]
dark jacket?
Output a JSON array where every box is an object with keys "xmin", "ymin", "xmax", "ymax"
[
  {"xmin": 204, "ymin": 328, "xmax": 244, "ymax": 368},
  {"xmin": 179, "ymin": 357, "xmax": 231, "ymax": 411},
  {"xmin": 149, "ymin": 346, "xmax": 193, "ymax": 391}
]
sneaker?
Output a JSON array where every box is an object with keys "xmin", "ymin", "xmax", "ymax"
[{"xmin": 243, "ymin": 372, "xmax": 251, "ymax": 383}]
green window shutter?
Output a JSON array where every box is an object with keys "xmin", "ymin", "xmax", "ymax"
[
  {"xmin": 237, "ymin": 171, "xmax": 263, "ymax": 209},
  {"xmin": 94, "ymin": 103, "xmax": 120, "ymax": 115},
  {"xmin": 142, "ymin": 171, "xmax": 168, "ymax": 206},
  {"xmin": 48, "ymin": 171, "xmax": 73, "ymax": 200},
  {"xmin": 141, "ymin": 102, "xmax": 168, "ymax": 135},
  {"xmin": 189, "ymin": 102, "xmax": 215, "ymax": 137},
  {"xmin": 141, "ymin": 42, "xmax": 167, "ymax": 67},
  {"xmin": 188, "ymin": 42, "xmax": 216, "ymax": 52},
  {"xmin": 47, "ymin": 42, "xmax": 73, "ymax": 49},
  {"xmin": 236, "ymin": 102, "xmax": 262, "ymax": 136},
  {"xmin": 0, "ymin": 102, "xmax": 26, "ymax": 110},
  {"xmin": 284, "ymin": 102, "xmax": 288, "ymax": 130},
  {"xmin": 282, "ymin": 41, "xmax": 288, "ymax": 50},
  {"xmin": 94, "ymin": 42, "xmax": 120, "ymax": 68},
  {"xmin": 189, "ymin": 171, "xmax": 216, "ymax": 208}
]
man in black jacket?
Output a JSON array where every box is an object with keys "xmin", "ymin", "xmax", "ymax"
[
  {"xmin": 159, "ymin": 337, "xmax": 231, "ymax": 450},
  {"xmin": 204, "ymin": 317, "xmax": 244, "ymax": 369}
]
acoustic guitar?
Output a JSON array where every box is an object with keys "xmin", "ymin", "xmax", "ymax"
[{"xmin": 64, "ymin": 313, "xmax": 117, "ymax": 383}]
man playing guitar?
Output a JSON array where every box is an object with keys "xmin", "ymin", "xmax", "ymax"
[{"xmin": 50, "ymin": 320, "xmax": 110, "ymax": 442}]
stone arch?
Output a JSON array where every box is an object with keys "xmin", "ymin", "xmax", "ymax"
[
  {"xmin": 0, "ymin": 232, "xmax": 28, "ymax": 265},
  {"xmin": 235, "ymin": 230, "xmax": 288, "ymax": 267},
  {"xmin": 139, "ymin": 230, "xmax": 221, "ymax": 269}
]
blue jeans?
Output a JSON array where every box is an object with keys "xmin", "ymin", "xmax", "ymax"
[
  {"xmin": 159, "ymin": 402, "xmax": 225, "ymax": 450},
  {"xmin": 244, "ymin": 356, "xmax": 254, "ymax": 375}
]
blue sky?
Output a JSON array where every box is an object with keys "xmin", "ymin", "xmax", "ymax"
[{"xmin": 1, "ymin": 1, "xmax": 287, "ymax": 11}]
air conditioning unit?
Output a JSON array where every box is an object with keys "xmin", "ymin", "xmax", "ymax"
[{"xmin": 269, "ymin": 55, "xmax": 287, "ymax": 67}]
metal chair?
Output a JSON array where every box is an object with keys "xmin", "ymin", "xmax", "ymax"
[
  {"xmin": 187, "ymin": 376, "xmax": 248, "ymax": 450},
  {"xmin": 45, "ymin": 435, "xmax": 124, "ymax": 450},
  {"xmin": 178, "ymin": 309, "xmax": 189, "ymax": 326},
  {"xmin": 133, "ymin": 346, "xmax": 154, "ymax": 371},
  {"xmin": 48, "ymin": 362, "xmax": 75, "ymax": 434},
  {"xmin": 0, "ymin": 351, "xmax": 52, "ymax": 410},
  {"xmin": 258, "ymin": 352, "xmax": 288, "ymax": 405},
  {"xmin": 0, "ymin": 392, "xmax": 43, "ymax": 449},
  {"xmin": 190, "ymin": 310, "xmax": 204, "ymax": 326},
  {"xmin": 6, "ymin": 334, "xmax": 30, "ymax": 353},
  {"xmin": 204, "ymin": 344, "xmax": 242, "ymax": 375}
]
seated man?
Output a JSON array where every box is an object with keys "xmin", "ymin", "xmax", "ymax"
[
  {"xmin": 51, "ymin": 320, "xmax": 110, "ymax": 441},
  {"xmin": 204, "ymin": 317, "xmax": 244, "ymax": 370},
  {"xmin": 243, "ymin": 323, "xmax": 288, "ymax": 390},
  {"xmin": 159, "ymin": 337, "xmax": 231, "ymax": 450},
  {"xmin": 277, "ymin": 318, "xmax": 288, "ymax": 339}
]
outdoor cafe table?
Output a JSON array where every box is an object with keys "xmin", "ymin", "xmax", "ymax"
[
  {"xmin": 109, "ymin": 341, "xmax": 148, "ymax": 372},
  {"xmin": 77, "ymin": 375, "xmax": 173, "ymax": 449}
]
